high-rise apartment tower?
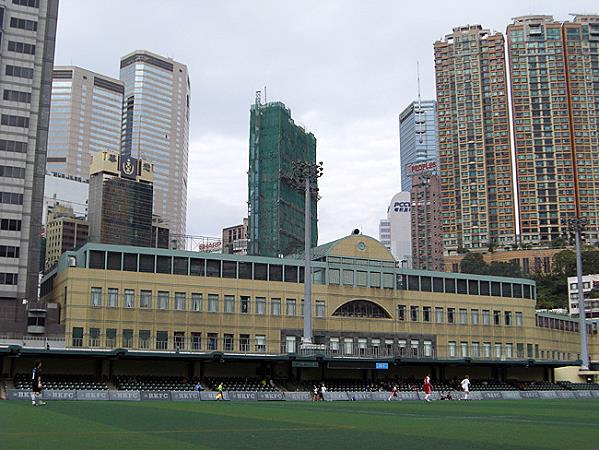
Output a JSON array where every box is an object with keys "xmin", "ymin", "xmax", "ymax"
[
  {"xmin": 120, "ymin": 51, "xmax": 190, "ymax": 240},
  {"xmin": 46, "ymin": 66, "xmax": 123, "ymax": 178},
  {"xmin": 248, "ymin": 100, "xmax": 317, "ymax": 257},
  {"xmin": 507, "ymin": 15, "xmax": 599, "ymax": 245},
  {"xmin": 434, "ymin": 25, "xmax": 516, "ymax": 254},
  {"xmin": 0, "ymin": 0, "xmax": 59, "ymax": 334}
]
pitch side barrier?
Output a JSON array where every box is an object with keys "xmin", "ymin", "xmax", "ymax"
[{"xmin": 5, "ymin": 389, "xmax": 599, "ymax": 401}]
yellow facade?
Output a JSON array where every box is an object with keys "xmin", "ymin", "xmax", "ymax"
[{"xmin": 43, "ymin": 235, "xmax": 599, "ymax": 368}]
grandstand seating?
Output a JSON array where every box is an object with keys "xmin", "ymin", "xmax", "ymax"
[
  {"xmin": 469, "ymin": 379, "xmax": 517, "ymax": 391},
  {"xmin": 557, "ymin": 381, "xmax": 599, "ymax": 391},
  {"xmin": 514, "ymin": 381, "xmax": 567, "ymax": 391},
  {"xmin": 13, "ymin": 373, "xmax": 108, "ymax": 390},
  {"xmin": 113, "ymin": 375, "xmax": 196, "ymax": 391},
  {"xmin": 205, "ymin": 376, "xmax": 278, "ymax": 392}
]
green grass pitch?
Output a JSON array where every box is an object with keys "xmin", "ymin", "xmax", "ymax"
[{"xmin": 1, "ymin": 400, "xmax": 598, "ymax": 449}]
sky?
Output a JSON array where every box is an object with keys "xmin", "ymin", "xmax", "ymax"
[{"xmin": 54, "ymin": 0, "xmax": 597, "ymax": 244}]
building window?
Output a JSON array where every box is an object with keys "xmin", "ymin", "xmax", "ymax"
[
  {"xmin": 224, "ymin": 333, "xmax": 234, "ymax": 351},
  {"xmin": 471, "ymin": 309, "xmax": 479, "ymax": 325},
  {"xmin": 494, "ymin": 310, "xmax": 501, "ymax": 325},
  {"xmin": 397, "ymin": 304, "xmax": 406, "ymax": 321},
  {"xmin": 158, "ymin": 291, "xmax": 169, "ymax": 310},
  {"xmin": 516, "ymin": 343, "xmax": 525, "ymax": 359},
  {"xmin": 208, "ymin": 294, "xmax": 218, "ymax": 312},
  {"xmin": 140, "ymin": 290, "xmax": 152, "ymax": 309},
  {"xmin": 107, "ymin": 288, "xmax": 118, "ymax": 308},
  {"xmin": 156, "ymin": 331, "xmax": 168, "ymax": 350},
  {"xmin": 448, "ymin": 341, "xmax": 456, "ymax": 357},
  {"xmin": 124, "ymin": 289, "xmax": 134, "ymax": 308},
  {"xmin": 482, "ymin": 309, "xmax": 490, "ymax": 325},
  {"xmin": 7, "ymin": 40, "xmax": 36, "ymax": 55},
  {"xmin": 5, "ymin": 65, "xmax": 34, "ymax": 79},
  {"xmin": 483, "ymin": 342, "xmax": 491, "ymax": 358},
  {"xmin": 343, "ymin": 270, "xmax": 354, "ymax": 285},
  {"xmin": 495, "ymin": 343, "xmax": 502, "ymax": 359},
  {"xmin": 423, "ymin": 306, "xmax": 431, "ymax": 322},
  {"xmin": 224, "ymin": 295, "xmax": 235, "ymax": 313},
  {"xmin": 471, "ymin": 342, "xmax": 480, "ymax": 358},
  {"xmin": 175, "ymin": 292, "xmax": 185, "ymax": 311},
  {"xmin": 191, "ymin": 332, "xmax": 201, "ymax": 350},
  {"xmin": 448, "ymin": 308, "xmax": 455, "ymax": 324},
  {"xmin": 106, "ymin": 328, "xmax": 117, "ymax": 348},
  {"xmin": 90, "ymin": 287, "xmax": 102, "ymax": 307},
  {"xmin": 208, "ymin": 333, "xmax": 218, "ymax": 351},
  {"xmin": 174, "ymin": 332, "xmax": 185, "ymax": 350},
  {"xmin": 435, "ymin": 307, "xmax": 444, "ymax": 323},
  {"xmin": 410, "ymin": 305, "xmax": 419, "ymax": 321},
  {"xmin": 72, "ymin": 327, "xmax": 83, "ymax": 347},
  {"xmin": 89, "ymin": 328, "xmax": 100, "ymax": 347},
  {"xmin": 240, "ymin": 296, "xmax": 250, "ymax": 314},
  {"xmin": 239, "ymin": 334, "xmax": 250, "ymax": 352},
  {"xmin": 315, "ymin": 300, "xmax": 325, "ymax": 318},
  {"xmin": 423, "ymin": 340, "xmax": 433, "ymax": 357},
  {"xmin": 460, "ymin": 341, "xmax": 468, "ymax": 357},
  {"xmin": 515, "ymin": 311, "xmax": 523, "ymax": 326},
  {"xmin": 121, "ymin": 329, "xmax": 133, "ymax": 348},
  {"xmin": 459, "ymin": 308, "xmax": 467, "ymax": 325},
  {"xmin": 139, "ymin": 330, "xmax": 150, "ymax": 349},
  {"xmin": 191, "ymin": 293, "xmax": 202, "ymax": 311},
  {"xmin": 344, "ymin": 338, "xmax": 354, "ymax": 354},
  {"xmin": 255, "ymin": 335, "xmax": 266, "ymax": 352},
  {"xmin": 410, "ymin": 339, "xmax": 419, "ymax": 356},
  {"xmin": 505, "ymin": 311, "xmax": 512, "ymax": 326},
  {"xmin": 286, "ymin": 299, "xmax": 296, "ymax": 316},
  {"xmin": 505, "ymin": 343, "xmax": 513, "ymax": 359},
  {"xmin": 285, "ymin": 336, "xmax": 297, "ymax": 353},
  {"xmin": 329, "ymin": 337, "xmax": 339, "ymax": 352},
  {"xmin": 256, "ymin": 297, "xmax": 266, "ymax": 315},
  {"xmin": 271, "ymin": 298, "xmax": 281, "ymax": 316}
]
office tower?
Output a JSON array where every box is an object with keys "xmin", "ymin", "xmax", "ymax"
[
  {"xmin": 222, "ymin": 218, "xmax": 248, "ymax": 254},
  {"xmin": 411, "ymin": 173, "xmax": 444, "ymax": 271},
  {"xmin": 434, "ymin": 25, "xmax": 516, "ymax": 254},
  {"xmin": 248, "ymin": 99, "xmax": 317, "ymax": 257},
  {"xmin": 120, "ymin": 51, "xmax": 190, "ymax": 240},
  {"xmin": 46, "ymin": 66, "xmax": 123, "ymax": 178},
  {"xmin": 88, "ymin": 151, "xmax": 154, "ymax": 247},
  {"xmin": 44, "ymin": 205, "xmax": 88, "ymax": 272},
  {"xmin": 384, "ymin": 192, "xmax": 412, "ymax": 264},
  {"xmin": 507, "ymin": 15, "xmax": 599, "ymax": 245},
  {"xmin": 399, "ymin": 100, "xmax": 439, "ymax": 192},
  {"xmin": 0, "ymin": 0, "xmax": 59, "ymax": 334},
  {"xmin": 378, "ymin": 219, "xmax": 391, "ymax": 251}
]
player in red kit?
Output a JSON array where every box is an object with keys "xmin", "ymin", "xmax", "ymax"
[{"xmin": 423, "ymin": 374, "xmax": 432, "ymax": 402}]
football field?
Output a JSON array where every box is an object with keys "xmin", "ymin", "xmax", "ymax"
[{"xmin": 0, "ymin": 399, "xmax": 598, "ymax": 450}]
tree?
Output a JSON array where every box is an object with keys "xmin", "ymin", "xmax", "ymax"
[
  {"xmin": 533, "ymin": 273, "xmax": 568, "ymax": 310},
  {"xmin": 460, "ymin": 253, "xmax": 489, "ymax": 275},
  {"xmin": 489, "ymin": 260, "xmax": 522, "ymax": 278},
  {"xmin": 552, "ymin": 250, "xmax": 576, "ymax": 276}
]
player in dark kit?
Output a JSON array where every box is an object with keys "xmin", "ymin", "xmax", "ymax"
[{"xmin": 31, "ymin": 360, "xmax": 46, "ymax": 406}]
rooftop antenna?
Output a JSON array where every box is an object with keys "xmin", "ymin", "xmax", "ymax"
[
  {"xmin": 417, "ymin": 61, "xmax": 422, "ymax": 109},
  {"xmin": 264, "ymin": 85, "xmax": 267, "ymax": 104}
]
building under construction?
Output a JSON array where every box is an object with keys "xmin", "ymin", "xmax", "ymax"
[{"xmin": 248, "ymin": 97, "xmax": 318, "ymax": 257}]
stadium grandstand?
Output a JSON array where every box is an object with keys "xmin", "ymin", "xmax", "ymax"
[{"xmin": 1, "ymin": 233, "xmax": 599, "ymax": 399}]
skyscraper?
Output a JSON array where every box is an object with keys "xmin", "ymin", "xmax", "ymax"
[
  {"xmin": 248, "ymin": 100, "xmax": 317, "ymax": 257},
  {"xmin": 399, "ymin": 99, "xmax": 438, "ymax": 192},
  {"xmin": 507, "ymin": 15, "xmax": 599, "ymax": 245},
  {"xmin": 410, "ymin": 173, "xmax": 443, "ymax": 272},
  {"xmin": 120, "ymin": 51, "xmax": 190, "ymax": 240},
  {"xmin": 88, "ymin": 151, "xmax": 154, "ymax": 247},
  {"xmin": 434, "ymin": 25, "xmax": 516, "ymax": 254},
  {"xmin": 47, "ymin": 66, "xmax": 123, "ymax": 178},
  {"xmin": 0, "ymin": 0, "xmax": 59, "ymax": 334}
]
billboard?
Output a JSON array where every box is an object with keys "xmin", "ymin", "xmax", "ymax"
[{"xmin": 406, "ymin": 160, "xmax": 437, "ymax": 177}]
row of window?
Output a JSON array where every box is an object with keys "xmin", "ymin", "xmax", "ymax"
[
  {"xmin": 0, "ymin": 138, "xmax": 28, "ymax": 153},
  {"xmin": 7, "ymin": 40, "xmax": 36, "ymax": 55},
  {"xmin": 397, "ymin": 305, "xmax": 523, "ymax": 326},
  {"xmin": 0, "ymin": 192, "xmax": 23, "ymax": 205},
  {"xmin": 12, "ymin": 0, "xmax": 39, "ymax": 7},
  {"xmin": 3, "ymin": 89, "xmax": 31, "ymax": 103},
  {"xmin": 89, "ymin": 288, "xmax": 327, "ymax": 317},
  {"xmin": 71, "ymin": 327, "xmax": 269, "ymax": 353},
  {"xmin": 0, "ymin": 218, "xmax": 21, "ymax": 231},
  {"xmin": 5, "ymin": 64, "xmax": 34, "ymax": 79},
  {"xmin": 0, "ymin": 245, "xmax": 19, "ymax": 258},
  {"xmin": 10, "ymin": 16, "xmax": 37, "ymax": 31},
  {"xmin": 0, "ymin": 165, "xmax": 25, "ymax": 179},
  {"xmin": 1, "ymin": 114, "xmax": 29, "ymax": 128},
  {"xmin": 0, "ymin": 272, "xmax": 18, "ymax": 285}
]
